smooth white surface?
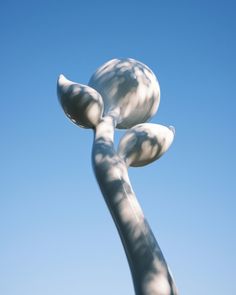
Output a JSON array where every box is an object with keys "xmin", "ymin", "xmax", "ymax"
[
  {"xmin": 57, "ymin": 58, "xmax": 178, "ymax": 295},
  {"xmin": 89, "ymin": 58, "xmax": 160, "ymax": 129},
  {"xmin": 57, "ymin": 75, "xmax": 104, "ymax": 128},
  {"xmin": 92, "ymin": 116, "xmax": 178, "ymax": 295},
  {"xmin": 118, "ymin": 123, "xmax": 175, "ymax": 167}
]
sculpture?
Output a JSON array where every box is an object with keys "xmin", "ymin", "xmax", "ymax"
[{"xmin": 57, "ymin": 58, "xmax": 178, "ymax": 295}]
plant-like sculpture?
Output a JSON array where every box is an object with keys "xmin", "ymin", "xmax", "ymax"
[{"xmin": 57, "ymin": 58, "xmax": 178, "ymax": 295}]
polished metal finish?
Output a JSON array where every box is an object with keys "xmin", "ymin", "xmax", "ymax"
[{"xmin": 57, "ymin": 58, "xmax": 178, "ymax": 295}]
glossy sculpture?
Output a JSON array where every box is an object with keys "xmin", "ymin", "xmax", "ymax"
[{"xmin": 57, "ymin": 58, "xmax": 178, "ymax": 295}]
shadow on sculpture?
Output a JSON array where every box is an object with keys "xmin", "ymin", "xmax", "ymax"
[{"xmin": 57, "ymin": 58, "xmax": 179, "ymax": 295}]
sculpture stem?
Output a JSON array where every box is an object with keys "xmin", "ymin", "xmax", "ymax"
[{"xmin": 92, "ymin": 116, "xmax": 178, "ymax": 295}]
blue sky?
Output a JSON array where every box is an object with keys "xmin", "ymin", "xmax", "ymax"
[{"xmin": 0, "ymin": 1, "xmax": 235, "ymax": 294}]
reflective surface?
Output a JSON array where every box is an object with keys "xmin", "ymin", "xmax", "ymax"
[
  {"xmin": 89, "ymin": 58, "xmax": 160, "ymax": 129},
  {"xmin": 57, "ymin": 58, "xmax": 178, "ymax": 295},
  {"xmin": 118, "ymin": 123, "xmax": 175, "ymax": 167},
  {"xmin": 92, "ymin": 116, "xmax": 178, "ymax": 295},
  {"xmin": 57, "ymin": 75, "xmax": 104, "ymax": 128}
]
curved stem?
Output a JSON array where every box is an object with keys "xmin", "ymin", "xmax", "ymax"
[{"xmin": 92, "ymin": 116, "xmax": 178, "ymax": 295}]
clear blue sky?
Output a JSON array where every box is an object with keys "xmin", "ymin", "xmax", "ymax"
[{"xmin": 0, "ymin": 1, "xmax": 235, "ymax": 294}]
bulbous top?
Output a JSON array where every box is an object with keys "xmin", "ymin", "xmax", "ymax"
[{"xmin": 89, "ymin": 58, "xmax": 160, "ymax": 129}]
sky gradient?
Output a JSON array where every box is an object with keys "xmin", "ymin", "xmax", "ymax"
[{"xmin": 0, "ymin": 1, "xmax": 235, "ymax": 295}]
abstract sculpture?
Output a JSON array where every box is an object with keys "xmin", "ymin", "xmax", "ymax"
[{"xmin": 57, "ymin": 58, "xmax": 178, "ymax": 295}]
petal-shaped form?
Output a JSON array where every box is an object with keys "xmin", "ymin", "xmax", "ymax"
[
  {"xmin": 57, "ymin": 75, "xmax": 104, "ymax": 128},
  {"xmin": 89, "ymin": 58, "xmax": 160, "ymax": 129},
  {"xmin": 118, "ymin": 123, "xmax": 175, "ymax": 167}
]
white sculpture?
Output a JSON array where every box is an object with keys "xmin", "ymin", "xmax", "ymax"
[{"xmin": 57, "ymin": 58, "xmax": 178, "ymax": 295}]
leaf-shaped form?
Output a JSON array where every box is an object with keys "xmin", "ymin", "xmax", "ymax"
[
  {"xmin": 89, "ymin": 58, "xmax": 160, "ymax": 129},
  {"xmin": 118, "ymin": 123, "xmax": 175, "ymax": 167},
  {"xmin": 57, "ymin": 75, "xmax": 104, "ymax": 128}
]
